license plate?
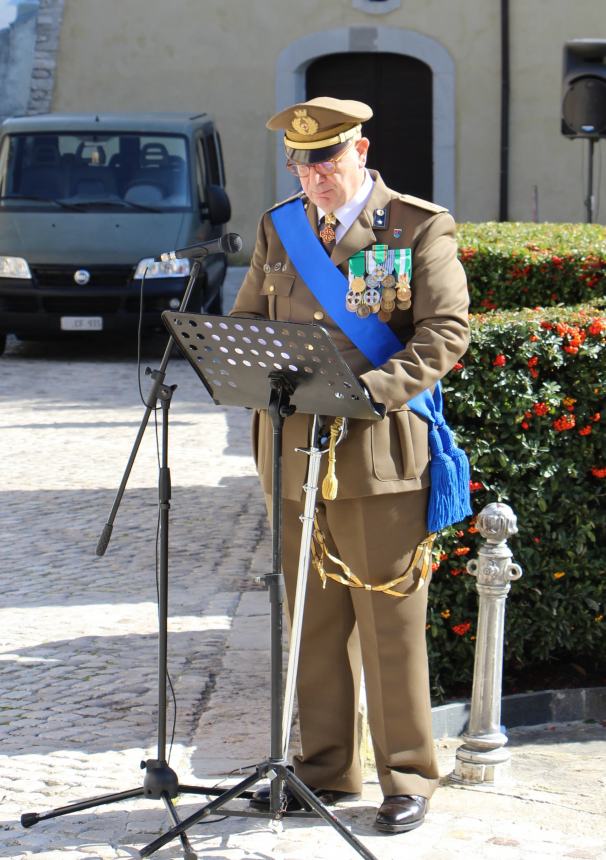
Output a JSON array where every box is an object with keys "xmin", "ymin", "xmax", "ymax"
[{"xmin": 60, "ymin": 316, "xmax": 103, "ymax": 331}]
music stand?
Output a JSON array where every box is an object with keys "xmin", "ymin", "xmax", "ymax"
[{"xmin": 137, "ymin": 311, "xmax": 382, "ymax": 860}]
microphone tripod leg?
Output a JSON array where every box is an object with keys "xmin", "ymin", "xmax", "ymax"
[{"xmin": 163, "ymin": 795, "xmax": 198, "ymax": 860}]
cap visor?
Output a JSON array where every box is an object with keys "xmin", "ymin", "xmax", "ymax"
[{"xmin": 285, "ymin": 141, "xmax": 350, "ymax": 165}]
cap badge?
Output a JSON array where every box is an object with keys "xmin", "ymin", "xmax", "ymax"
[{"xmin": 292, "ymin": 109, "xmax": 319, "ymax": 136}]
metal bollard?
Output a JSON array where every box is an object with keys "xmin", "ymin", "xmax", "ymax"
[{"xmin": 451, "ymin": 502, "xmax": 523, "ymax": 785}]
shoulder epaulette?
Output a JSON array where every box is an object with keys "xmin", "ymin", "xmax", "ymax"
[
  {"xmin": 267, "ymin": 191, "xmax": 306, "ymax": 214},
  {"xmin": 396, "ymin": 194, "xmax": 448, "ymax": 214}
]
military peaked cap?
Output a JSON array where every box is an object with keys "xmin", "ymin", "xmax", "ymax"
[{"xmin": 267, "ymin": 96, "xmax": 373, "ymax": 164}]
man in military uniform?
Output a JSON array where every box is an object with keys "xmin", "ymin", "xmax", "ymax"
[{"xmin": 230, "ymin": 97, "xmax": 469, "ymax": 832}]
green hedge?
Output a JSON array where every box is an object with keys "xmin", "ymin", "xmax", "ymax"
[
  {"xmin": 457, "ymin": 222, "xmax": 606, "ymax": 312},
  {"xmin": 428, "ymin": 302, "xmax": 606, "ymax": 702}
]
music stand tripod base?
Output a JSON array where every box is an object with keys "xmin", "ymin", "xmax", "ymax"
[{"xmin": 141, "ymin": 312, "xmax": 382, "ymax": 860}]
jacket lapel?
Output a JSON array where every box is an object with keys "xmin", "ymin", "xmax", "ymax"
[{"xmin": 306, "ymin": 199, "xmax": 320, "ymax": 236}]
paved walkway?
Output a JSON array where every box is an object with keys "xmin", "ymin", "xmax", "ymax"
[{"xmin": 1, "ymin": 268, "xmax": 605, "ymax": 859}]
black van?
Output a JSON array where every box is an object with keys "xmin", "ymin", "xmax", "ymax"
[{"xmin": 0, "ymin": 112, "xmax": 232, "ymax": 354}]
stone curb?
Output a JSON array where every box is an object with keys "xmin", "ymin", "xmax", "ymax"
[{"xmin": 432, "ymin": 685, "xmax": 606, "ymax": 737}]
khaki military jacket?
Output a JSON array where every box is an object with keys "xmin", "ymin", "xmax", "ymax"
[{"xmin": 230, "ymin": 171, "xmax": 469, "ymax": 501}]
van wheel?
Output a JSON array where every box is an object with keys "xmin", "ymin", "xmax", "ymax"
[
  {"xmin": 0, "ymin": 333, "xmax": 6, "ymax": 356},
  {"xmin": 206, "ymin": 285, "xmax": 223, "ymax": 316}
]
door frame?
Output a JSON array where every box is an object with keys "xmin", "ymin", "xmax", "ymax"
[{"xmin": 274, "ymin": 26, "xmax": 455, "ymax": 213}]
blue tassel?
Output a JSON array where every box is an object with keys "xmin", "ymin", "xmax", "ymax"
[
  {"xmin": 438, "ymin": 424, "xmax": 473, "ymax": 522},
  {"xmin": 407, "ymin": 382, "xmax": 472, "ymax": 531},
  {"xmin": 427, "ymin": 427, "xmax": 458, "ymax": 533}
]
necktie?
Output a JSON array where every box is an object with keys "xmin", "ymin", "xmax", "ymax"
[{"xmin": 319, "ymin": 213, "xmax": 337, "ymax": 255}]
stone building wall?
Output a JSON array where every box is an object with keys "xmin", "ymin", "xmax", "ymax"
[
  {"xmin": 0, "ymin": 2, "xmax": 38, "ymax": 122},
  {"xmin": 26, "ymin": 0, "xmax": 64, "ymax": 115},
  {"xmin": 0, "ymin": 0, "xmax": 64, "ymax": 123}
]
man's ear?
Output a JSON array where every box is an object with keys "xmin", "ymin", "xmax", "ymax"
[{"xmin": 356, "ymin": 137, "xmax": 370, "ymax": 165}]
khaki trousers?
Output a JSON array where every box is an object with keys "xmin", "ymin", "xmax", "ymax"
[{"xmin": 273, "ymin": 488, "xmax": 439, "ymax": 799}]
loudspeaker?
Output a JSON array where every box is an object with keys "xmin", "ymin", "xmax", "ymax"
[{"xmin": 562, "ymin": 39, "xmax": 606, "ymax": 138}]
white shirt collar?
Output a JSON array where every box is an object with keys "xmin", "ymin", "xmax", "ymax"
[{"xmin": 317, "ymin": 170, "xmax": 374, "ymax": 241}]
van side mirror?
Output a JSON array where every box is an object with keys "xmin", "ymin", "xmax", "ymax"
[{"xmin": 204, "ymin": 184, "xmax": 231, "ymax": 225}]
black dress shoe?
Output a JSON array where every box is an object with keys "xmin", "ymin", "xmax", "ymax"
[
  {"xmin": 374, "ymin": 794, "xmax": 428, "ymax": 833},
  {"xmin": 249, "ymin": 783, "xmax": 308, "ymax": 812},
  {"xmin": 250, "ymin": 783, "xmax": 361, "ymax": 812}
]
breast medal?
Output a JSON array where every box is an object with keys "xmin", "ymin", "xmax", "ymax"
[
  {"xmin": 320, "ymin": 213, "xmax": 337, "ymax": 244},
  {"xmin": 363, "ymin": 287, "xmax": 381, "ymax": 310},
  {"xmin": 346, "ymin": 246, "xmax": 412, "ymax": 323},
  {"xmin": 346, "ymin": 289, "xmax": 362, "ymax": 311}
]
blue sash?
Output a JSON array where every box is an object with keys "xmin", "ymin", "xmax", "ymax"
[{"xmin": 270, "ymin": 197, "xmax": 471, "ymax": 531}]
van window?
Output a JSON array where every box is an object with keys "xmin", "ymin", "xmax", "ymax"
[
  {"xmin": 195, "ymin": 138, "xmax": 207, "ymax": 204},
  {"xmin": 0, "ymin": 132, "xmax": 192, "ymax": 211},
  {"xmin": 201, "ymin": 131, "xmax": 225, "ymax": 187},
  {"xmin": 215, "ymin": 131, "xmax": 226, "ymax": 186}
]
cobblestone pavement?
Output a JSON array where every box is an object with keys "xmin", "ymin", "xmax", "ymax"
[
  {"xmin": 1, "ymin": 270, "xmax": 267, "ymax": 858},
  {"xmin": 1, "ymin": 269, "xmax": 606, "ymax": 860}
]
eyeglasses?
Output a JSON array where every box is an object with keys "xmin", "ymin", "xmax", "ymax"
[{"xmin": 286, "ymin": 143, "xmax": 354, "ymax": 177}]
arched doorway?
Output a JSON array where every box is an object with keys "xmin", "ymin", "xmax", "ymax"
[{"xmin": 306, "ymin": 52, "xmax": 433, "ymax": 199}]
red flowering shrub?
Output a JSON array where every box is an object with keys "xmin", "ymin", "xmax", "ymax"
[
  {"xmin": 452, "ymin": 622, "xmax": 472, "ymax": 637},
  {"xmin": 552, "ymin": 415, "xmax": 576, "ymax": 432},
  {"xmin": 427, "ymin": 302, "xmax": 606, "ymax": 701},
  {"xmin": 457, "ymin": 222, "xmax": 606, "ymax": 312}
]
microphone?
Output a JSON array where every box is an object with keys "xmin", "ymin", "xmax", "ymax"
[{"xmin": 159, "ymin": 232, "xmax": 242, "ymax": 261}]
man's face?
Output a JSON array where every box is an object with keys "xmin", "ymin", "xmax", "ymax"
[{"xmin": 299, "ymin": 138, "xmax": 370, "ymax": 212}]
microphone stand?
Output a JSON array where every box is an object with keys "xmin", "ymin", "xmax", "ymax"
[{"xmin": 20, "ymin": 258, "xmax": 245, "ymax": 860}]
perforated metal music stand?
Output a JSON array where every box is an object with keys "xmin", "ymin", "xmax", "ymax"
[
  {"xmin": 138, "ymin": 311, "xmax": 382, "ymax": 860},
  {"xmin": 165, "ymin": 311, "xmax": 382, "ymax": 419}
]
